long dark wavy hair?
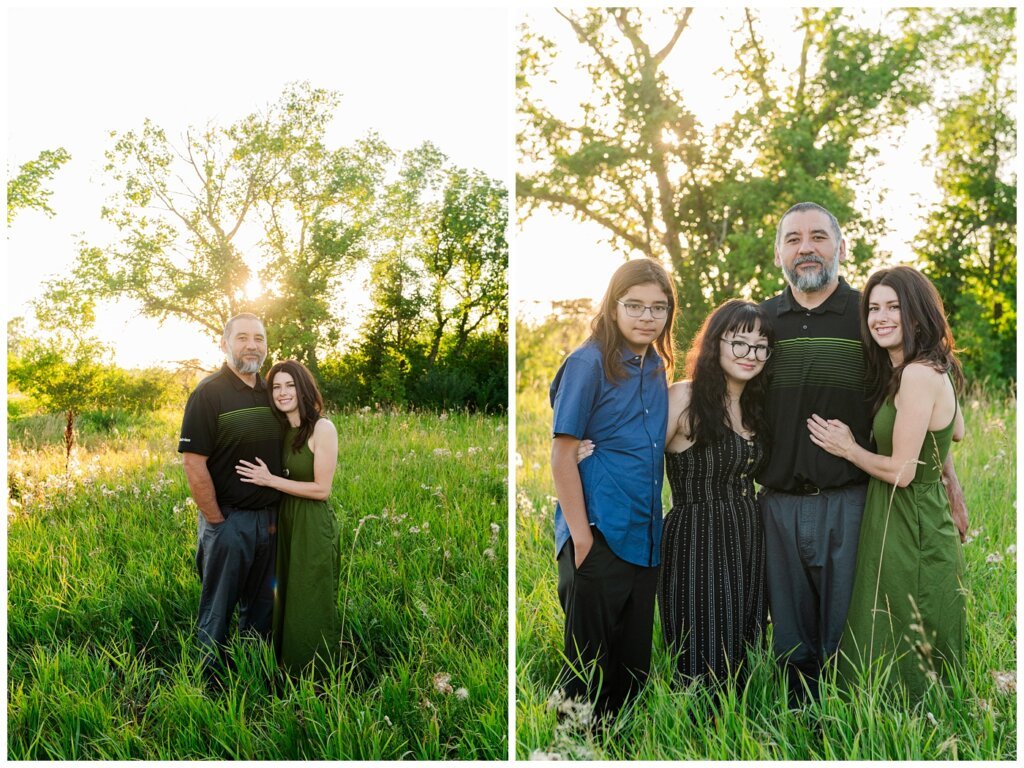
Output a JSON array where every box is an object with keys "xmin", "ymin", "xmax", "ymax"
[
  {"xmin": 589, "ymin": 258, "xmax": 677, "ymax": 383},
  {"xmin": 682, "ymin": 300, "xmax": 774, "ymax": 447},
  {"xmin": 862, "ymin": 266, "xmax": 964, "ymax": 413},
  {"xmin": 266, "ymin": 359, "xmax": 325, "ymax": 452}
]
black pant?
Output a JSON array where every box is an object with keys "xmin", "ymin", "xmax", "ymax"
[
  {"xmin": 195, "ymin": 506, "xmax": 277, "ymax": 680},
  {"xmin": 556, "ymin": 528, "xmax": 659, "ymax": 721}
]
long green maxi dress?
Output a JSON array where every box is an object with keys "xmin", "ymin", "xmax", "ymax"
[
  {"xmin": 273, "ymin": 424, "xmax": 341, "ymax": 675},
  {"xmin": 838, "ymin": 394, "xmax": 965, "ymax": 699}
]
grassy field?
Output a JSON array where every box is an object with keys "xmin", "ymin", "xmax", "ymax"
[
  {"xmin": 7, "ymin": 406, "xmax": 508, "ymax": 760},
  {"xmin": 516, "ymin": 378, "xmax": 1017, "ymax": 760}
]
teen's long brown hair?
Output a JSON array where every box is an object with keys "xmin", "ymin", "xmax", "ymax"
[
  {"xmin": 266, "ymin": 359, "xmax": 325, "ymax": 452},
  {"xmin": 590, "ymin": 258, "xmax": 677, "ymax": 383},
  {"xmin": 861, "ymin": 266, "xmax": 965, "ymax": 413}
]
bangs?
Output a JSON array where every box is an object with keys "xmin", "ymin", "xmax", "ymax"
[{"xmin": 723, "ymin": 305, "xmax": 766, "ymax": 338}]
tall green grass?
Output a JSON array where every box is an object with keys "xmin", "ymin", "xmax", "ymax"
[
  {"xmin": 516, "ymin": 382, "xmax": 1016, "ymax": 760},
  {"xmin": 8, "ymin": 407, "xmax": 508, "ymax": 760}
]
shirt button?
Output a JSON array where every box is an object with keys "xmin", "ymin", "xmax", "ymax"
[
  {"xmin": 742, "ymin": 489, "xmax": 747, "ymax": 496},
  {"xmin": 802, "ymin": 325, "xmax": 808, "ymax": 330}
]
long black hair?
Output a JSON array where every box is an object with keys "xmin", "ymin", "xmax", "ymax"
[{"xmin": 681, "ymin": 300, "xmax": 774, "ymax": 446}]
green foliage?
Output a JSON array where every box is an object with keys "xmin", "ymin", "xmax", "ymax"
[
  {"xmin": 9, "ymin": 335, "xmax": 111, "ymax": 420},
  {"xmin": 8, "ymin": 409, "xmax": 508, "ymax": 759},
  {"xmin": 59, "ymin": 84, "xmax": 506, "ymax": 404},
  {"xmin": 316, "ymin": 330, "xmax": 507, "ymax": 413},
  {"xmin": 517, "ymin": 9, "xmax": 997, "ymax": 353},
  {"xmin": 74, "ymin": 82, "xmax": 380, "ymax": 353},
  {"xmin": 7, "ymin": 147, "xmax": 70, "ymax": 224},
  {"xmin": 915, "ymin": 9, "xmax": 1016, "ymax": 383}
]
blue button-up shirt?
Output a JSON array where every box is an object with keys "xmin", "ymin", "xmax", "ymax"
[{"xmin": 550, "ymin": 339, "xmax": 668, "ymax": 567}]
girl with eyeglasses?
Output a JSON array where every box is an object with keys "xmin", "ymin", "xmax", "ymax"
[
  {"xmin": 549, "ymin": 258, "xmax": 676, "ymax": 723},
  {"xmin": 579, "ymin": 298, "xmax": 774, "ymax": 690}
]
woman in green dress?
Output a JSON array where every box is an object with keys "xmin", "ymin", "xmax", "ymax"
[
  {"xmin": 236, "ymin": 359, "xmax": 341, "ymax": 676},
  {"xmin": 805, "ymin": 266, "xmax": 966, "ymax": 700}
]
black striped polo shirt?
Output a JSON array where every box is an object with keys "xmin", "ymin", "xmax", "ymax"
[
  {"xmin": 178, "ymin": 364, "xmax": 282, "ymax": 509},
  {"xmin": 758, "ymin": 277, "xmax": 873, "ymax": 492}
]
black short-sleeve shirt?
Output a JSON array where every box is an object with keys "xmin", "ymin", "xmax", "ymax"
[
  {"xmin": 758, "ymin": 277, "xmax": 873, "ymax": 492},
  {"xmin": 178, "ymin": 364, "xmax": 282, "ymax": 509}
]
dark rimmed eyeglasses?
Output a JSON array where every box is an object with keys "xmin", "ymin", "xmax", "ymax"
[
  {"xmin": 616, "ymin": 300, "xmax": 669, "ymax": 319},
  {"xmin": 721, "ymin": 338, "xmax": 772, "ymax": 362}
]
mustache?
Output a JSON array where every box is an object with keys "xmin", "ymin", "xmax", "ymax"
[{"xmin": 795, "ymin": 255, "xmax": 824, "ymax": 267}]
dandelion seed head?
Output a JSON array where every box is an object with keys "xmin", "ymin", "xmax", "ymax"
[
  {"xmin": 483, "ymin": 548, "xmax": 496, "ymax": 561},
  {"xmin": 432, "ymin": 672, "xmax": 453, "ymax": 694},
  {"xmin": 455, "ymin": 687, "xmax": 469, "ymax": 700},
  {"xmin": 991, "ymin": 670, "xmax": 1016, "ymax": 694}
]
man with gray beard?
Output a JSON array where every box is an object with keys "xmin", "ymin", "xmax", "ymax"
[
  {"xmin": 178, "ymin": 313, "xmax": 283, "ymax": 684},
  {"xmin": 757, "ymin": 202, "xmax": 968, "ymax": 705}
]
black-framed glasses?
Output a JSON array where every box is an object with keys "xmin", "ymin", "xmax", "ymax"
[
  {"xmin": 721, "ymin": 338, "xmax": 772, "ymax": 362},
  {"xmin": 616, "ymin": 300, "xmax": 669, "ymax": 319}
]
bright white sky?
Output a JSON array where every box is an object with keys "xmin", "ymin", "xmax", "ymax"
[
  {"xmin": 6, "ymin": 6, "xmax": 509, "ymax": 368},
  {"xmin": 514, "ymin": 7, "xmax": 948, "ymax": 322}
]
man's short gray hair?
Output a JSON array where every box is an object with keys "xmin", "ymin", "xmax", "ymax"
[
  {"xmin": 776, "ymin": 202, "xmax": 843, "ymax": 247},
  {"xmin": 222, "ymin": 313, "xmax": 265, "ymax": 340}
]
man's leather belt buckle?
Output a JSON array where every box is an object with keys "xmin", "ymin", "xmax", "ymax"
[{"xmin": 795, "ymin": 482, "xmax": 820, "ymax": 496}]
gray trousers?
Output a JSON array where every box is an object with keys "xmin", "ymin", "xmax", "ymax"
[
  {"xmin": 759, "ymin": 485, "xmax": 865, "ymax": 702},
  {"xmin": 195, "ymin": 505, "xmax": 277, "ymax": 678}
]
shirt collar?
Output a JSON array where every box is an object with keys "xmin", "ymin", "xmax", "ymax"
[
  {"xmin": 777, "ymin": 276, "xmax": 855, "ymax": 316},
  {"xmin": 618, "ymin": 345, "xmax": 662, "ymax": 366},
  {"xmin": 222, "ymin": 363, "xmax": 265, "ymax": 391}
]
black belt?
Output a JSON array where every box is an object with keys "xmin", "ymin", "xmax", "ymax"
[{"xmin": 778, "ymin": 481, "xmax": 866, "ymax": 496}]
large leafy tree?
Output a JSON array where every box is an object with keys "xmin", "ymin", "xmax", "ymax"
[
  {"xmin": 7, "ymin": 147, "xmax": 70, "ymax": 224},
  {"xmin": 519, "ymin": 8, "xmax": 933, "ymax": 344},
  {"xmin": 361, "ymin": 144, "xmax": 508, "ymax": 363},
  {"xmin": 75, "ymin": 82, "xmax": 380, "ymax": 366},
  {"xmin": 422, "ymin": 167, "xmax": 507, "ymax": 364},
  {"xmin": 916, "ymin": 9, "xmax": 1016, "ymax": 382}
]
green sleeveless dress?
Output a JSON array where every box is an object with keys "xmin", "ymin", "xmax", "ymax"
[
  {"xmin": 273, "ymin": 425, "xmax": 341, "ymax": 675},
  {"xmin": 838, "ymin": 393, "xmax": 965, "ymax": 699}
]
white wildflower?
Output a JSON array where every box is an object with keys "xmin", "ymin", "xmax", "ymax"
[
  {"xmin": 986, "ymin": 552, "xmax": 1004, "ymax": 564},
  {"xmin": 991, "ymin": 670, "xmax": 1016, "ymax": 694},
  {"xmin": 432, "ymin": 672, "xmax": 453, "ymax": 694},
  {"xmin": 455, "ymin": 687, "xmax": 469, "ymax": 700},
  {"xmin": 483, "ymin": 548, "xmax": 496, "ymax": 561}
]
